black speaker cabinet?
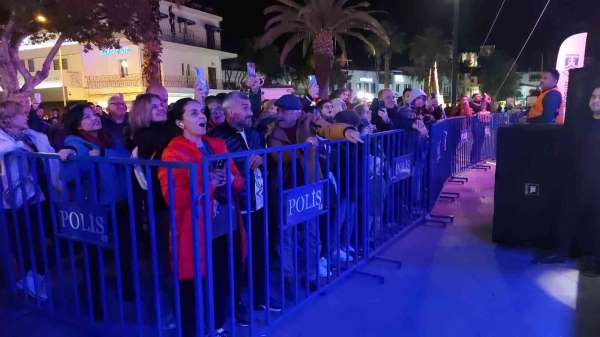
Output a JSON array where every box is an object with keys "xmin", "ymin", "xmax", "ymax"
[{"xmin": 492, "ymin": 125, "xmax": 574, "ymax": 247}]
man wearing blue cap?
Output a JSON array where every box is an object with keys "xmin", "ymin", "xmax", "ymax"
[{"xmin": 267, "ymin": 94, "xmax": 361, "ymax": 289}]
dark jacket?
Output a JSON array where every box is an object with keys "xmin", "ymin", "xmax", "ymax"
[
  {"xmin": 209, "ymin": 121, "xmax": 266, "ymax": 211},
  {"xmin": 61, "ymin": 135, "xmax": 129, "ymax": 204},
  {"xmin": 28, "ymin": 109, "xmax": 50, "ymax": 135},
  {"xmin": 431, "ymin": 106, "xmax": 446, "ymax": 120},
  {"xmin": 125, "ymin": 122, "xmax": 176, "ymax": 159},
  {"xmin": 268, "ymin": 113, "xmax": 351, "ymax": 188},
  {"xmin": 249, "ymin": 90, "xmax": 262, "ymax": 121},
  {"xmin": 370, "ymin": 100, "xmax": 394, "ymax": 132},
  {"xmin": 469, "ymin": 101, "xmax": 482, "ymax": 114},
  {"xmin": 370, "ymin": 100, "xmax": 416, "ymax": 131},
  {"xmin": 101, "ymin": 115, "xmax": 128, "ymax": 148},
  {"xmin": 126, "ymin": 121, "xmax": 177, "ymax": 210},
  {"xmin": 394, "ymin": 106, "xmax": 419, "ymax": 130}
]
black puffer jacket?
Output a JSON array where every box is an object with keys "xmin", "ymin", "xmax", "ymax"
[
  {"xmin": 209, "ymin": 121, "xmax": 266, "ymax": 212},
  {"xmin": 125, "ymin": 121, "xmax": 178, "ymax": 210}
]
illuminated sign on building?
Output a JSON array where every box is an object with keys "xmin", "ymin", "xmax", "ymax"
[
  {"xmin": 99, "ymin": 47, "xmax": 132, "ymax": 56},
  {"xmin": 359, "ymin": 77, "xmax": 373, "ymax": 83}
]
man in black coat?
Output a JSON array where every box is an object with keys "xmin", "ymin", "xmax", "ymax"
[{"xmin": 209, "ymin": 91, "xmax": 282, "ymax": 319}]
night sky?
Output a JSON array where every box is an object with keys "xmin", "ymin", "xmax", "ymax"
[{"xmin": 198, "ymin": 0, "xmax": 597, "ymax": 70}]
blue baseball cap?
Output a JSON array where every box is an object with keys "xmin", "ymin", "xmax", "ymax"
[{"xmin": 275, "ymin": 94, "xmax": 302, "ymax": 111}]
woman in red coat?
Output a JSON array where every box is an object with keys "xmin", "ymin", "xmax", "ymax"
[{"xmin": 158, "ymin": 98, "xmax": 244, "ymax": 337}]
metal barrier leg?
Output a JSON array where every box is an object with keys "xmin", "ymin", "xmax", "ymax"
[
  {"xmin": 355, "ymin": 256, "xmax": 402, "ymax": 285},
  {"xmin": 354, "ymin": 270, "xmax": 385, "ymax": 284},
  {"xmin": 449, "ymin": 176, "xmax": 468, "ymax": 183}
]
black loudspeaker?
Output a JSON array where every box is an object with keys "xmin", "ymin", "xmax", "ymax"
[{"xmin": 492, "ymin": 125, "xmax": 574, "ymax": 248}]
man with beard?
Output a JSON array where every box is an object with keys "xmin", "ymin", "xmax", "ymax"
[
  {"xmin": 469, "ymin": 92, "xmax": 483, "ymax": 114},
  {"xmin": 209, "ymin": 91, "xmax": 280, "ymax": 324}
]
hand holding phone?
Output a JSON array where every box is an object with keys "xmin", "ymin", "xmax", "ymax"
[
  {"xmin": 194, "ymin": 67, "xmax": 209, "ymax": 94},
  {"xmin": 247, "ymin": 62, "xmax": 256, "ymax": 79},
  {"xmin": 377, "ymin": 102, "xmax": 390, "ymax": 123}
]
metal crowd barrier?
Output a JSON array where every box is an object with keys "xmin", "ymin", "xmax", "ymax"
[
  {"xmin": 0, "ymin": 113, "xmax": 515, "ymax": 337},
  {"xmin": 428, "ymin": 112, "xmax": 515, "ymax": 206}
]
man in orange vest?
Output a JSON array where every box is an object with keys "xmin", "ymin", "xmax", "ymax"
[{"xmin": 527, "ymin": 69, "xmax": 564, "ymax": 124}]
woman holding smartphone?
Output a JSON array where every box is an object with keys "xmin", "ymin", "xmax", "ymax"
[{"xmin": 158, "ymin": 98, "xmax": 244, "ymax": 336}]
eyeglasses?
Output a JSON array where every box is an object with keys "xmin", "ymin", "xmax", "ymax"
[{"xmin": 109, "ymin": 103, "xmax": 126, "ymax": 107}]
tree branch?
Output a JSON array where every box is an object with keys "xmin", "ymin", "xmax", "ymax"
[
  {"xmin": 30, "ymin": 34, "xmax": 66, "ymax": 89},
  {"xmin": 2, "ymin": 18, "xmax": 15, "ymax": 41},
  {"xmin": 9, "ymin": 35, "xmax": 34, "ymax": 86}
]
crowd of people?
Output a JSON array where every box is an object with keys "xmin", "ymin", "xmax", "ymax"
[{"xmin": 0, "ymin": 75, "xmax": 524, "ymax": 337}]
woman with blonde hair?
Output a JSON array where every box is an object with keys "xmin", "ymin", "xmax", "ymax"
[
  {"xmin": 0, "ymin": 100, "xmax": 61, "ymax": 302},
  {"xmin": 125, "ymin": 92, "xmax": 179, "ymax": 328},
  {"xmin": 126, "ymin": 93, "xmax": 172, "ymax": 158}
]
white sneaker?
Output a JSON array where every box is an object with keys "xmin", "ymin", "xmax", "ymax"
[
  {"xmin": 24, "ymin": 270, "xmax": 48, "ymax": 301},
  {"xmin": 337, "ymin": 249, "xmax": 354, "ymax": 262},
  {"xmin": 318, "ymin": 257, "xmax": 331, "ymax": 278}
]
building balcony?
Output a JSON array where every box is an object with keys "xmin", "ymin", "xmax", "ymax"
[
  {"xmin": 163, "ymin": 75, "xmax": 195, "ymax": 88},
  {"xmin": 159, "ymin": 28, "xmax": 221, "ymax": 50},
  {"xmin": 85, "ymin": 74, "xmax": 144, "ymax": 90},
  {"xmin": 84, "ymin": 73, "xmax": 223, "ymax": 91},
  {"xmin": 163, "ymin": 74, "xmax": 224, "ymax": 90}
]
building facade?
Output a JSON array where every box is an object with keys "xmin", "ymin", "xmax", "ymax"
[
  {"xmin": 18, "ymin": 0, "xmax": 236, "ymax": 107},
  {"xmin": 346, "ymin": 69, "xmax": 451, "ymax": 103}
]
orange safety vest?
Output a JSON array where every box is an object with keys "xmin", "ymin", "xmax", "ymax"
[{"xmin": 528, "ymin": 87, "xmax": 565, "ymax": 122}]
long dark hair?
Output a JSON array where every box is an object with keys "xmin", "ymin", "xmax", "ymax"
[
  {"xmin": 62, "ymin": 103, "xmax": 113, "ymax": 148},
  {"xmin": 167, "ymin": 97, "xmax": 196, "ymax": 136}
]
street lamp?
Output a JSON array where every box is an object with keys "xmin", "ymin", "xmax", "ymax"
[{"xmin": 34, "ymin": 14, "xmax": 47, "ymax": 24}]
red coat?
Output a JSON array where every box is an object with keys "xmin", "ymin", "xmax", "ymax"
[{"xmin": 158, "ymin": 135, "xmax": 245, "ymax": 280}]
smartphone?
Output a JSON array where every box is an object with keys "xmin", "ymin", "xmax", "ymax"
[
  {"xmin": 247, "ymin": 62, "xmax": 256, "ymax": 78},
  {"xmin": 33, "ymin": 93, "xmax": 42, "ymax": 104},
  {"xmin": 308, "ymin": 74, "xmax": 317, "ymax": 87},
  {"xmin": 378, "ymin": 101, "xmax": 386, "ymax": 110},
  {"xmin": 194, "ymin": 67, "xmax": 209, "ymax": 92}
]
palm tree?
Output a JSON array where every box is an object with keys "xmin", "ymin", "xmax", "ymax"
[
  {"xmin": 366, "ymin": 21, "xmax": 406, "ymax": 88},
  {"xmin": 258, "ymin": 0, "xmax": 390, "ymax": 98},
  {"xmin": 408, "ymin": 28, "xmax": 451, "ymax": 82}
]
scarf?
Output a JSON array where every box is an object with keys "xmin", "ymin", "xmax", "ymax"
[
  {"xmin": 78, "ymin": 130, "xmax": 113, "ymax": 149},
  {"xmin": 3, "ymin": 128, "xmax": 37, "ymax": 152}
]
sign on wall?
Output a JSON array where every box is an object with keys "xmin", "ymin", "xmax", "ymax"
[
  {"xmin": 55, "ymin": 202, "xmax": 111, "ymax": 247},
  {"xmin": 283, "ymin": 180, "xmax": 328, "ymax": 226},
  {"xmin": 99, "ymin": 47, "xmax": 132, "ymax": 56}
]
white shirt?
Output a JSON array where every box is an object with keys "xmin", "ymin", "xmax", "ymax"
[{"xmin": 238, "ymin": 130, "xmax": 264, "ymax": 211}]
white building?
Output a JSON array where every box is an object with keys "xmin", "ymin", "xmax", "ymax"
[
  {"xmin": 18, "ymin": 0, "xmax": 236, "ymax": 107},
  {"xmin": 346, "ymin": 69, "xmax": 450, "ymax": 103},
  {"xmin": 516, "ymin": 71, "xmax": 541, "ymax": 99}
]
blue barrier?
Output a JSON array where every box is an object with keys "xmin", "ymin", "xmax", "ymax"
[{"xmin": 0, "ymin": 112, "xmax": 515, "ymax": 336}]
